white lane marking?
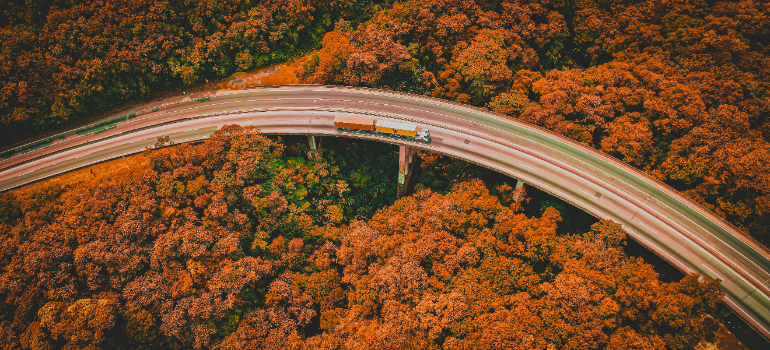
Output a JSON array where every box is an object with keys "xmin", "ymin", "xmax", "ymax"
[
  {"xmin": 636, "ymin": 221, "xmax": 654, "ymax": 232},
  {"xmin": 518, "ymin": 163, "xmax": 536, "ymax": 171},
  {"xmin": 722, "ymin": 256, "xmax": 763, "ymax": 288},
  {"xmin": 683, "ymin": 223, "xmax": 769, "ymax": 286},
  {"xmin": 688, "ymin": 216, "xmax": 767, "ymax": 273},
  {"xmin": 724, "ymin": 296, "xmax": 770, "ymax": 336},
  {"xmin": 635, "ymin": 214, "xmax": 768, "ymax": 288},
  {"xmin": 639, "ymin": 210, "xmax": 766, "ymax": 287},
  {"xmin": 578, "ymin": 188, "xmax": 592, "ymax": 196},
  {"xmin": 650, "ymin": 196, "xmax": 769, "ymax": 274},
  {"xmin": 17, "ymin": 168, "xmax": 38, "ymax": 176},
  {"xmin": 458, "ymin": 149, "xmax": 593, "ymax": 213},
  {"xmin": 625, "ymin": 228, "xmax": 693, "ymax": 274},
  {"xmin": 701, "ymin": 264, "xmax": 723, "ymax": 281},
  {"xmin": 717, "ymin": 258, "xmax": 756, "ymax": 288}
]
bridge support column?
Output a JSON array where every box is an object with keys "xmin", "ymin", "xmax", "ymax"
[
  {"xmin": 397, "ymin": 145, "xmax": 416, "ymax": 198},
  {"xmin": 512, "ymin": 179, "xmax": 525, "ymax": 202},
  {"xmin": 307, "ymin": 135, "xmax": 322, "ymax": 159}
]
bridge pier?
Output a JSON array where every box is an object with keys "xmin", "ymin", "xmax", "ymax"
[
  {"xmin": 397, "ymin": 145, "xmax": 416, "ymax": 198},
  {"xmin": 307, "ymin": 135, "xmax": 322, "ymax": 159},
  {"xmin": 512, "ymin": 179, "xmax": 525, "ymax": 202}
]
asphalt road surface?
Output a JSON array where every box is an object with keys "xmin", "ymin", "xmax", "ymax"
[{"xmin": 2, "ymin": 85, "xmax": 769, "ymax": 339}]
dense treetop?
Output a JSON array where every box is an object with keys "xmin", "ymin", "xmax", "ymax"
[
  {"xmin": 0, "ymin": 127, "xmax": 724, "ymax": 349},
  {"xmin": 0, "ymin": 0, "xmax": 372, "ymax": 139}
]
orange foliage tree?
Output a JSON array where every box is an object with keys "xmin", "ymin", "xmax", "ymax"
[{"xmin": 0, "ymin": 126, "xmax": 724, "ymax": 348}]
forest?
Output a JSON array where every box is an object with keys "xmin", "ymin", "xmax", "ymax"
[
  {"xmin": 0, "ymin": 126, "xmax": 726, "ymax": 349},
  {"xmin": 1, "ymin": 0, "xmax": 769, "ymax": 348},
  {"xmin": 1, "ymin": 0, "xmax": 769, "ymax": 246}
]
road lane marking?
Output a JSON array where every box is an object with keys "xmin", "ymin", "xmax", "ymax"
[
  {"xmin": 636, "ymin": 221, "xmax": 654, "ymax": 232},
  {"xmin": 650, "ymin": 196, "xmax": 770, "ymax": 270},
  {"xmin": 637, "ymin": 215, "xmax": 768, "ymax": 288},
  {"xmin": 724, "ymin": 296, "xmax": 770, "ymax": 335},
  {"xmin": 578, "ymin": 188, "xmax": 596, "ymax": 198},
  {"xmin": 701, "ymin": 264, "xmax": 723, "ymax": 281},
  {"xmin": 626, "ymin": 228, "xmax": 693, "ymax": 274},
  {"xmin": 518, "ymin": 163, "xmax": 536, "ymax": 171}
]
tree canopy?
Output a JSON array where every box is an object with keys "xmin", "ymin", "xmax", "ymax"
[
  {"xmin": 0, "ymin": 0, "xmax": 372, "ymax": 141},
  {"xmin": 0, "ymin": 126, "xmax": 724, "ymax": 349}
]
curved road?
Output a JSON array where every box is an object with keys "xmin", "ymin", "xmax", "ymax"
[{"xmin": 2, "ymin": 85, "xmax": 770, "ymax": 339}]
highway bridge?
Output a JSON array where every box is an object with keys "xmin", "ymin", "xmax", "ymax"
[{"xmin": 1, "ymin": 85, "xmax": 769, "ymax": 339}]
